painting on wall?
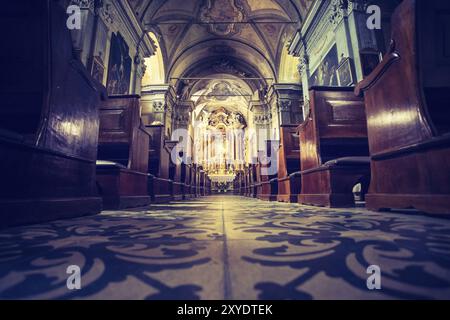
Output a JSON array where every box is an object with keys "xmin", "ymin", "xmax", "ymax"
[
  {"xmin": 337, "ymin": 57, "xmax": 355, "ymax": 86},
  {"xmin": 91, "ymin": 56, "xmax": 105, "ymax": 84},
  {"xmin": 360, "ymin": 49, "xmax": 383, "ymax": 77},
  {"xmin": 309, "ymin": 45, "xmax": 339, "ymax": 87},
  {"xmin": 106, "ymin": 32, "xmax": 132, "ymax": 95}
]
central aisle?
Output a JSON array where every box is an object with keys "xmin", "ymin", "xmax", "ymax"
[{"xmin": 1, "ymin": 196, "xmax": 450, "ymax": 299}]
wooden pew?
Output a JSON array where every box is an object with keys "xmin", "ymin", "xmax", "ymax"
[
  {"xmin": 185, "ymin": 164, "xmax": 193, "ymax": 199},
  {"xmin": 355, "ymin": 0, "xmax": 450, "ymax": 214},
  {"xmin": 234, "ymin": 172, "xmax": 241, "ymax": 195},
  {"xmin": 205, "ymin": 176, "xmax": 211, "ymax": 195},
  {"xmin": 297, "ymin": 87, "xmax": 370, "ymax": 207},
  {"xmin": 241, "ymin": 169, "xmax": 247, "ymax": 196},
  {"xmin": 246, "ymin": 166, "xmax": 251, "ymax": 197},
  {"xmin": 247, "ymin": 166, "xmax": 253, "ymax": 197},
  {"xmin": 237, "ymin": 171, "xmax": 244, "ymax": 196},
  {"xmin": 243, "ymin": 167, "xmax": 249, "ymax": 197},
  {"xmin": 195, "ymin": 167, "xmax": 200, "ymax": 196},
  {"xmin": 199, "ymin": 169, "xmax": 206, "ymax": 196},
  {"xmin": 179, "ymin": 162, "xmax": 188, "ymax": 199},
  {"xmin": 191, "ymin": 165, "xmax": 198, "ymax": 197},
  {"xmin": 245, "ymin": 166, "xmax": 250, "ymax": 197},
  {"xmin": 165, "ymin": 140, "xmax": 184, "ymax": 201},
  {"xmin": 250, "ymin": 164, "xmax": 258, "ymax": 198},
  {"xmin": 277, "ymin": 125, "xmax": 302, "ymax": 202},
  {"xmin": 0, "ymin": 0, "xmax": 104, "ymax": 228},
  {"xmin": 258, "ymin": 141, "xmax": 279, "ymax": 201},
  {"xmin": 146, "ymin": 125, "xmax": 173, "ymax": 203},
  {"xmin": 96, "ymin": 95, "xmax": 151, "ymax": 209},
  {"xmin": 255, "ymin": 163, "xmax": 263, "ymax": 199},
  {"xmin": 182, "ymin": 163, "xmax": 190, "ymax": 199}
]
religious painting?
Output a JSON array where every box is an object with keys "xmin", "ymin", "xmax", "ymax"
[
  {"xmin": 309, "ymin": 45, "xmax": 339, "ymax": 87},
  {"xmin": 337, "ymin": 57, "xmax": 355, "ymax": 86},
  {"xmin": 200, "ymin": 0, "xmax": 249, "ymax": 36},
  {"xmin": 360, "ymin": 49, "xmax": 383, "ymax": 77},
  {"xmin": 106, "ymin": 32, "xmax": 132, "ymax": 95},
  {"xmin": 91, "ymin": 56, "xmax": 105, "ymax": 84}
]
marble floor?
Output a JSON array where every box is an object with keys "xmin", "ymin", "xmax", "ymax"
[{"xmin": 1, "ymin": 195, "xmax": 450, "ymax": 300}]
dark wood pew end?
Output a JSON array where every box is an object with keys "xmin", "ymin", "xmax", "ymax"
[
  {"xmin": 365, "ymin": 135, "xmax": 450, "ymax": 214},
  {"xmin": 0, "ymin": 197, "xmax": 101, "ymax": 230},
  {"xmin": 259, "ymin": 178, "xmax": 279, "ymax": 202},
  {"xmin": 96, "ymin": 161, "xmax": 151, "ymax": 210},
  {"xmin": 151, "ymin": 177, "xmax": 173, "ymax": 203},
  {"xmin": 299, "ymin": 157, "xmax": 370, "ymax": 208},
  {"xmin": 172, "ymin": 181, "xmax": 185, "ymax": 201},
  {"xmin": 278, "ymin": 172, "xmax": 301, "ymax": 203}
]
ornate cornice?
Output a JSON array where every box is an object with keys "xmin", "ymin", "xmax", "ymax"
[
  {"xmin": 70, "ymin": 0, "xmax": 95, "ymax": 11},
  {"xmin": 348, "ymin": 0, "xmax": 370, "ymax": 13},
  {"xmin": 152, "ymin": 101, "xmax": 165, "ymax": 113},
  {"xmin": 329, "ymin": 0, "xmax": 348, "ymax": 26},
  {"xmin": 98, "ymin": 1, "xmax": 114, "ymax": 24},
  {"xmin": 297, "ymin": 51, "xmax": 309, "ymax": 75},
  {"xmin": 254, "ymin": 113, "xmax": 272, "ymax": 125},
  {"xmin": 278, "ymin": 100, "xmax": 292, "ymax": 112}
]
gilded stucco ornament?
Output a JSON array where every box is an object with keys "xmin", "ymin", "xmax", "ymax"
[{"xmin": 200, "ymin": 0, "xmax": 249, "ymax": 36}]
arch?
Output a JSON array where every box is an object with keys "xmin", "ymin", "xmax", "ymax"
[
  {"xmin": 278, "ymin": 44, "xmax": 301, "ymax": 83},
  {"xmin": 142, "ymin": 32, "xmax": 166, "ymax": 86}
]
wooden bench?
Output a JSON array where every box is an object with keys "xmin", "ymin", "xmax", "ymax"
[
  {"xmin": 233, "ymin": 175, "xmax": 239, "ymax": 194},
  {"xmin": 242, "ymin": 167, "xmax": 249, "ymax": 196},
  {"xmin": 205, "ymin": 176, "xmax": 211, "ymax": 195},
  {"xmin": 199, "ymin": 169, "xmax": 206, "ymax": 196},
  {"xmin": 146, "ymin": 124, "xmax": 173, "ymax": 203},
  {"xmin": 241, "ymin": 168, "xmax": 248, "ymax": 196},
  {"xmin": 184, "ymin": 164, "xmax": 193, "ymax": 199},
  {"xmin": 255, "ymin": 163, "xmax": 263, "ymax": 199},
  {"xmin": 233, "ymin": 171, "xmax": 241, "ymax": 195},
  {"xmin": 96, "ymin": 95, "xmax": 151, "ymax": 209},
  {"xmin": 165, "ymin": 140, "xmax": 185, "ymax": 201},
  {"xmin": 190, "ymin": 165, "xmax": 198, "ymax": 197},
  {"xmin": 257, "ymin": 141, "xmax": 279, "ymax": 201},
  {"xmin": 181, "ymin": 163, "xmax": 190, "ymax": 199},
  {"xmin": 0, "ymin": 1, "xmax": 103, "ymax": 228},
  {"xmin": 355, "ymin": 0, "xmax": 450, "ymax": 214},
  {"xmin": 297, "ymin": 87, "xmax": 370, "ymax": 207},
  {"xmin": 247, "ymin": 166, "xmax": 254, "ymax": 197},
  {"xmin": 250, "ymin": 164, "xmax": 258, "ymax": 198},
  {"xmin": 277, "ymin": 125, "xmax": 302, "ymax": 203},
  {"xmin": 245, "ymin": 165, "xmax": 253, "ymax": 197},
  {"xmin": 239, "ymin": 171, "xmax": 246, "ymax": 196},
  {"xmin": 248, "ymin": 165, "xmax": 255, "ymax": 197}
]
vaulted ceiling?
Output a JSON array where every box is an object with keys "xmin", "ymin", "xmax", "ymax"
[{"xmin": 129, "ymin": 0, "xmax": 313, "ymax": 103}]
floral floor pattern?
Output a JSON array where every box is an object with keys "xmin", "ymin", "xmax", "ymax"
[{"xmin": 1, "ymin": 196, "xmax": 450, "ymax": 300}]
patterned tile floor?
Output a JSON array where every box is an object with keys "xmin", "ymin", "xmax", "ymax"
[{"xmin": 1, "ymin": 195, "xmax": 450, "ymax": 300}]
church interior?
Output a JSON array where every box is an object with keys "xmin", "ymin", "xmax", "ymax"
[{"xmin": 1, "ymin": 0, "xmax": 450, "ymax": 300}]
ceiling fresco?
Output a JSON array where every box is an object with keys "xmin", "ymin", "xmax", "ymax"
[{"xmin": 130, "ymin": 0, "xmax": 314, "ymax": 110}]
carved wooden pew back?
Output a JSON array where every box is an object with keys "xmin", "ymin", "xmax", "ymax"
[
  {"xmin": 277, "ymin": 125, "xmax": 301, "ymax": 202},
  {"xmin": 258, "ymin": 141, "xmax": 279, "ymax": 201},
  {"xmin": 298, "ymin": 87, "xmax": 370, "ymax": 207},
  {"xmin": 355, "ymin": 0, "xmax": 450, "ymax": 214},
  {"xmin": 146, "ymin": 125, "xmax": 173, "ymax": 203},
  {"xmin": 0, "ymin": 0, "xmax": 103, "ymax": 227},
  {"xmin": 96, "ymin": 95, "xmax": 151, "ymax": 209}
]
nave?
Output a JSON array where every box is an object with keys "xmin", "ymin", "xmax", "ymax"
[
  {"xmin": 1, "ymin": 196, "xmax": 450, "ymax": 300},
  {"xmin": 1, "ymin": 0, "xmax": 450, "ymax": 301}
]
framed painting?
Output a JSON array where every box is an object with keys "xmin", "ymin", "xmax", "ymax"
[
  {"xmin": 106, "ymin": 32, "xmax": 132, "ymax": 95},
  {"xmin": 360, "ymin": 49, "xmax": 383, "ymax": 77},
  {"xmin": 91, "ymin": 56, "xmax": 105, "ymax": 84},
  {"xmin": 309, "ymin": 45, "xmax": 339, "ymax": 87},
  {"xmin": 337, "ymin": 57, "xmax": 355, "ymax": 86}
]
